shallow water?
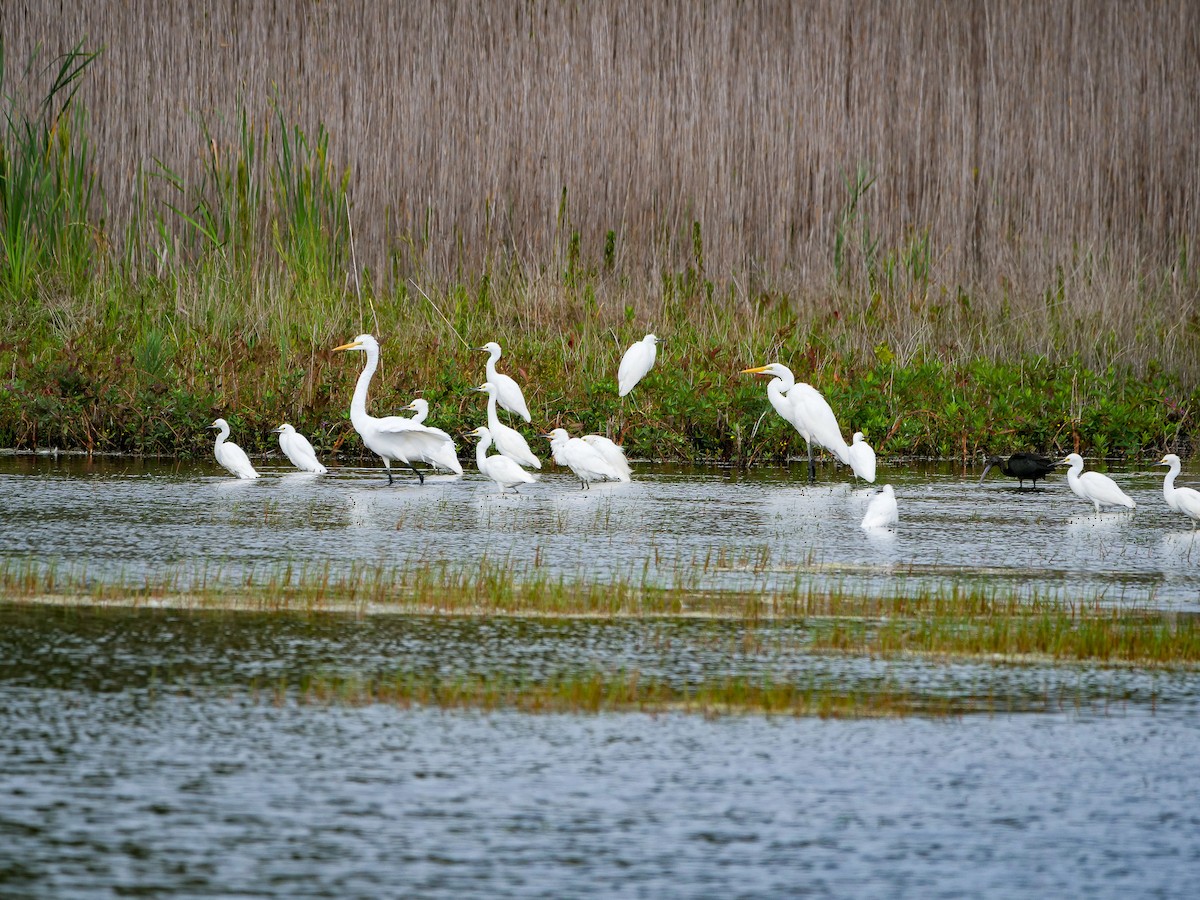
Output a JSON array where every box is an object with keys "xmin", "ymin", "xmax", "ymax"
[
  {"xmin": 2, "ymin": 453, "xmax": 1198, "ymax": 608},
  {"xmin": 1, "ymin": 603, "xmax": 1199, "ymax": 898}
]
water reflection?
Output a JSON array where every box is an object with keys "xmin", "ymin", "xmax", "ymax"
[{"xmin": 3, "ymin": 455, "xmax": 1200, "ymax": 608}]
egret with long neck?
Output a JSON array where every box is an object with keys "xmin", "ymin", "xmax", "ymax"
[{"xmin": 332, "ymin": 334, "xmax": 453, "ymax": 484}]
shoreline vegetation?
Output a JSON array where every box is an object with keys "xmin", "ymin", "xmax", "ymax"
[{"xmin": 2, "ymin": 10, "xmax": 1199, "ymax": 463}]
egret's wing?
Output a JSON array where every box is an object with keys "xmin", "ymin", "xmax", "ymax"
[
  {"xmin": 375, "ymin": 416, "xmax": 451, "ymax": 441},
  {"xmin": 618, "ymin": 343, "xmax": 654, "ymax": 396},
  {"xmin": 492, "ymin": 372, "xmax": 532, "ymax": 422}
]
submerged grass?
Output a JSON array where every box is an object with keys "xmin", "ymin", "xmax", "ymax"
[{"xmin": 4, "ymin": 557, "xmax": 1198, "ymax": 669}]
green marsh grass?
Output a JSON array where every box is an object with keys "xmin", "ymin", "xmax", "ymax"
[{"xmin": 3, "ymin": 558, "xmax": 1198, "ymax": 668}]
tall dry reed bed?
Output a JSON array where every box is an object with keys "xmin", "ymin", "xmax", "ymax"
[{"xmin": 2, "ymin": 4, "xmax": 1199, "ymax": 457}]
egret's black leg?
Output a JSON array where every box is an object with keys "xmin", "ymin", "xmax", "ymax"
[
  {"xmin": 384, "ymin": 462, "xmax": 394, "ymax": 485},
  {"xmin": 807, "ymin": 442, "xmax": 816, "ymax": 483},
  {"xmin": 408, "ymin": 462, "xmax": 424, "ymax": 484}
]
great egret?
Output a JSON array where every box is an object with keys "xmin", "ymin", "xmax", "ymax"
[
  {"xmin": 741, "ymin": 363, "xmax": 850, "ymax": 481},
  {"xmin": 400, "ymin": 399, "xmax": 464, "ymax": 475},
  {"xmin": 468, "ymin": 426, "xmax": 536, "ymax": 492},
  {"xmin": 847, "ymin": 432, "xmax": 877, "ymax": 483},
  {"xmin": 860, "ymin": 485, "xmax": 898, "ymax": 529},
  {"xmin": 209, "ymin": 418, "xmax": 260, "ymax": 479},
  {"xmin": 474, "ymin": 382, "xmax": 541, "ymax": 469},
  {"xmin": 1154, "ymin": 454, "xmax": 1200, "ymax": 528},
  {"xmin": 477, "ymin": 342, "xmax": 532, "ymax": 422},
  {"xmin": 545, "ymin": 428, "xmax": 621, "ymax": 489},
  {"xmin": 580, "ymin": 434, "xmax": 632, "ymax": 482},
  {"xmin": 618, "ymin": 333, "xmax": 662, "ymax": 397},
  {"xmin": 1059, "ymin": 453, "xmax": 1135, "ymax": 512},
  {"xmin": 332, "ymin": 334, "xmax": 455, "ymax": 484},
  {"xmin": 271, "ymin": 423, "xmax": 327, "ymax": 474},
  {"xmin": 979, "ymin": 453, "xmax": 1057, "ymax": 489}
]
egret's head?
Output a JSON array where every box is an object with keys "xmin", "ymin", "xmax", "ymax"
[
  {"xmin": 852, "ymin": 431, "xmax": 865, "ymax": 444},
  {"xmin": 208, "ymin": 418, "xmax": 229, "ymax": 431},
  {"xmin": 1058, "ymin": 453, "xmax": 1084, "ymax": 467},
  {"xmin": 477, "ymin": 341, "xmax": 502, "ymax": 356},
  {"xmin": 271, "ymin": 424, "xmax": 294, "ymax": 435},
  {"xmin": 332, "ymin": 333, "xmax": 377, "ymax": 353},
  {"xmin": 1156, "ymin": 453, "xmax": 1181, "ymax": 467},
  {"xmin": 741, "ymin": 363, "xmax": 787, "ymax": 379},
  {"xmin": 646, "ymin": 333, "xmax": 662, "ymax": 345},
  {"xmin": 467, "ymin": 426, "xmax": 490, "ymax": 441},
  {"xmin": 404, "ymin": 398, "xmax": 429, "ymax": 414},
  {"xmin": 543, "ymin": 428, "xmax": 569, "ymax": 443},
  {"xmin": 473, "ymin": 382, "xmax": 497, "ymax": 396}
]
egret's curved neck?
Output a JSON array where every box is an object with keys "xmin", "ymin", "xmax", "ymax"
[
  {"xmin": 485, "ymin": 347, "xmax": 501, "ymax": 376},
  {"xmin": 1066, "ymin": 460, "xmax": 1083, "ymax": 483},
  {"xmin": 485, "ymin": 389, "xmax": 500, "ymax": 429},
  {"xmin": 410, "ymin": 405, "xmax": 427, "ymax": 425},
  {"xmin": 350, "ymin": 345, "xmax": 379, "ymax": 426},
  {"xmin": 1164, "ymin": 461, "xmax": 1180, "ymax": 497},
  {"xmin": 213, "ymin": 424, "xmax": 229, "ymax": 446},
  {"xmin": 475, "ymin": 435, "xmax": 492, "ymax": 466}
]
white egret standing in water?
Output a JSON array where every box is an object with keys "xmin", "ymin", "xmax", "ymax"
[
  {"xmin": 741, "ymin": 363, "xmax": 850, "ymax": 481},
  {"xmin": 270, "ymin": 424, "xmax": 327, "ymax": 473},
  {"xmin": 847, "ymin": 431, "xmax": 877, "ymax": 483},
  {"xmin": 544, "ymin": 428, "xmax": 621, "ymax": 489},
  {"xmin": 468, "ymin": 426, "xmax": 536, "ymax": 493},
  {"xmin": 401, "ymin": 399, "xmax": 464, "ymax": 475},
  {"xmin": 332, "ymin": 334, "xmax": 455, "ymax": 484},
  {"xmin": 1155, "ymin": 454, "xmax": 1200, "ymax": 528},
  {"xmin": 618, "ymin": 333, "xmax": 662, "ymax": 397},
  {"xmin": 477, "ymin": 342, "xmax": 532, "ymax": 422},
  {"xmin": 860, "ymin": 485, "xmax": 898, "ymax": 530},
  {"xmin": 209, "ymin": 418, "xmax": 260, "ymax": 479},
  {"xmin": 474, "ymin": 382, "xmax": 541, "ymax": 469},
  {"xmin": 1059, "ymin": 453, "xmax": 1135, "ymax": 513}
]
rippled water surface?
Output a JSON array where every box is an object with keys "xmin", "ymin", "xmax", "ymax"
[
  {"xmin": 4, "ymin": 454, "xmax": 1200, "ymax": 896},
  {"xmin": 3, "ymin": 453, "xmax": 1199, "ymax": 607},
  {"xmin": 2, "ymin": 603, "xmax": 1200, "ymax": 898}
]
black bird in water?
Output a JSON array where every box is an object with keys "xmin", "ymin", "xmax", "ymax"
[{"xmin": 979, "ymin": 453, "xmax": 1058, "ymax": 489}]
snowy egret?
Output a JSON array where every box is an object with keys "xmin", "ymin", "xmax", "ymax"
[
  {"xmin": 979, "ymin": 453, "xmax": 1057, "ymax": 489},
  {"xmin": 1154, "ymin": 454, "xmax": 1200, "ymax": 528},
  {"xmin": 400, "ymin": 399, "xmax": 463, "ymax": 475},
  {"xmin": 618, "ymin": 333, "xmax": 662, "ymax": 397},
  {"xmin": 270, "ymin": 423, "xmax": 327, "ymax": 474},
  {"xmin": 209, "ymin": 418, "xmax": 260, "ymax": 479},
  {"xmin": 1058, "ymin": 453, "xmax": 1135, "ymax": 513},
  {"xmin": 477, "ymin": 342, "xmax": 532, "ymax": 422},
  {"xmin": 468, "ymin": 426, "xmax": 536, "ymax": 492},
  {"xmin": 847, "ymin": 432, "xmax": 877, "ymax": 483},
  {"xmin": 580, "ymin": 434, "xmax": 632, "ymax": 482},
  {"xmin": 332, "ymin": 334, "xmax": 455, "ymax": 484},
  {"xmin": 474, "ymin": 382, "xmax": 541, "ymax": 469},
  {"xmin": 544, "ymin": 428, "xmax": 621, "ymax": 489},
  {"xmin": 741, "ymin": 363, "xmax": 850, "ymax": 481},
  {"xmin": 860, "ymin": 485, "xmax": 898, "ymax": 529}
]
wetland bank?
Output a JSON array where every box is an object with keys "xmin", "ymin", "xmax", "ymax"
[{"xmin": 5, "ymin": 2, "xmax": 1200, "ymax": 895}]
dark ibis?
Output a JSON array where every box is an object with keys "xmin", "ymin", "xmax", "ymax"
[{"xmin": 979, "ymin": 453, "xmax": 1058, "ymax": 489}]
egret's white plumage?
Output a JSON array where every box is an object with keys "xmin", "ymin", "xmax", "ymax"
[
  {"xmin": 1155, "ymin": 454, "xmax": 1200, "ymax": 528},
  {"xmin": 209, "ymin": 418, "xmax": 260, "ymax": 479},
  {"xmin": 469, "ymin": 426, "xmax": 536, "ymax": 492},
  {"xmin": 271, "ymin": 423, "xmax": 327, "ymax": 474},
  {"xmin": 847, "ymin": 431, "xmax": 877, "ymax": 483},
  {"xmin": 476, "ymin": 342, "xmax": 532, "ymax": 422},
  {"xmin": 618, "ymin": 333, "xmax": 661, "ymax": 397},
  {"xmin": 580, "ymin": 434, "xmax": 632, "ymax": 482},
  {"xmin": 545, "ymin": 428, "xmax": 621, "ymax": 489},
  {"xmin": 1059, "ymin": 453, "xmax": 1135, "ymax": 513},
  {"xmin": 741, "ymin": 363, "xmax": 850, "ymax": 478},
  {"xmin": 860, "ymin": 485, "xmax": 898, "ymax": 530},
  {"xmin": 475, "ymin": 382, "xmax": 541, "ymax": 469},
  {"xmin": 401, "ymin": 399, "xmax": 464, "ymax": 475},
  {"xmin": 332, "ymin": 334, "xmax": 454, "ymax": 484}
]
